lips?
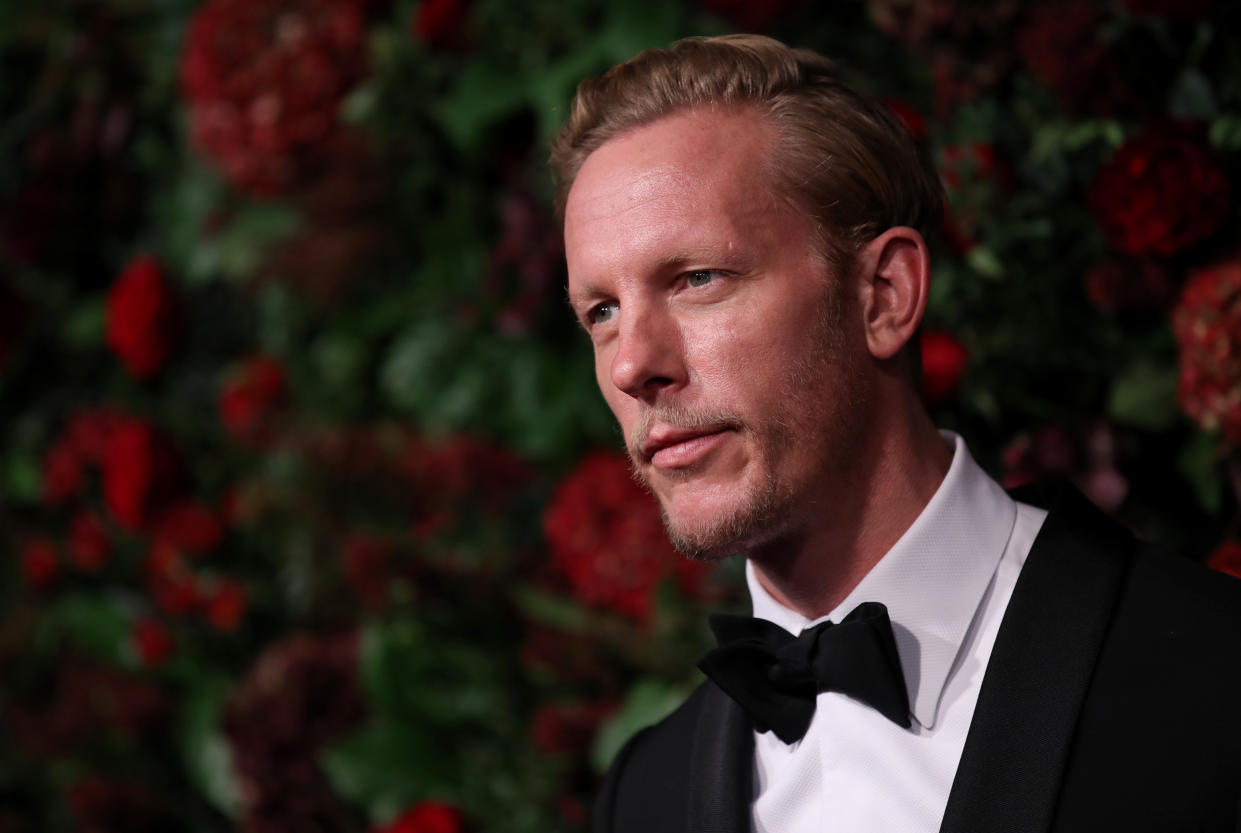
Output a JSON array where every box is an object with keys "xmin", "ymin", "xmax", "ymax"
[{"xmin": 640, "ymin": 425, "xmax": 731, "ymax": 469}]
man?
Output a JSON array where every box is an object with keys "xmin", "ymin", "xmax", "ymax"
[{"xmin": 553, "ymin": 34, "xmax": 1241, "ymax": 833}]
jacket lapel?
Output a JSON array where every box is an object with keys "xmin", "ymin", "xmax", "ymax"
[
  {"xmin": 687, "ymin": 681, "xmax": 753, "ymax": 833},
  {"xmin": 939, "ymin": 483, "xmax": 1135, "ymax": 833}
]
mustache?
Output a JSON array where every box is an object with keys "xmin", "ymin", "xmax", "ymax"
[{"xmin": 628, "ymin": 405, "xmax": 746, "ymax": 464}]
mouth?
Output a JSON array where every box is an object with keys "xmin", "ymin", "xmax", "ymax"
[{"xmin": 640, "ymin": 425, "xmax": 733, "ymax": 470}]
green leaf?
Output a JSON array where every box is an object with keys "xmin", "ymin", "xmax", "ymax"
[
  {"xmin": 1209, "ymin": 114, "xmax": 1241, "ymax": 150},
  {"xmin": 186, "ymin": 202, "xmax": 301, "ymax": 284},
  {"xmin": 3, "ymin": 448, "xmax": 41, "ymax": 503},
  {"xmin": 965, "ymin": 247, "xmax": 1003, "ymax": 278},
  {"xmin": 1169, "ymin": 69, "xmax": 1217, "ymax": 120},
  {"xmin": 511, "ymin": 585, "xmax": 591, "ymax": 632},
  {"xmin": 63, "ymin": 297, "xmax": 105, "ymax": 350},
  {"xmin": 34, "ymin": 593, "xmax": 134, "ymax": 663},
  {"xmin": 592, "ymin": 678, "xmax": 691, "ymax": 773},
  {"xmin": 321, "ymin": 719, "xmax": 444, "ymax": 822},
  {"xmin": 433, "ymin": 62, "xmax": 532, "ymax": 151},
  {"xmin": 1178, "ymin": 431, "xmax": 1223, "ymax": 514},
  {"xmin": 178, "ymin": 674, "xmax": 243, "ymax": 818},
  {"xmin": 1107, "ymin": 361, "xmax": 1178, "ymax": 430}
]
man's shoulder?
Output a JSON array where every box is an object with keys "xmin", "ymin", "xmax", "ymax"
[{"xmin": 593, "ymin": 683, "xmax": 711, "ymax": 832}]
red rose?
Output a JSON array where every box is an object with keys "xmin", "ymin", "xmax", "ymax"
[
  {"xmin": 219, "ymin": 354, "xmax": 286, "ymax": 440},
  {"xmin": 42, "ymin": 438, "xmax": 84, "ymax": 505},
  {"xmin": 153, "ymin": 500, "xmax": 223, "ymax": 554},
  {"xmin": 884, "ymin": 98, "xmax": 928, "ymax": 142},
  {"xmin": 412, "ymin": 0, "xmax": 470, "ymax": 50},
  {"xmin": 543, "ymin": 451, "xmax": 706, "ymax": 621},
  {"xmin": 133, "ymin": 619, "xmax": 174, "ymax": 666},
  {"xmin": 180, "ymin": 0, "xmax": 369, "ymax": 195},
  {"xmin": 106, "ymin": 255, "xmax": 176, "ymax": 379},
  {"xmin": 1089, "ymin": 124, "xmax": 1230, "ymax": 258},
  {"xmin": 70, "ymin": 511, "xmax": 110, "ymax": 572},
  {"xmin": 204, "ymin": 580, "xmax": 247, "ymax": 631},
  {"xmin": 920, "ymin": 330, "xmax": 968, "ymax": 405},
  {"xmin": 20, "ymin": 537, "xmax": 59, "ymax": 589},
  {"xmin": 66, "ymin": 408, "xmax": 126, "ymax": 461},
  {"xmin": 1207, "ymin": 541, "xmax": 1241, "ymax": 579},
  {"xmin": 1172, "ymin": 260, "xmax": 1241, "ymax": 444},
  {"xmin": 530, "ymin": 701, "xmax": 616, "ymax": 756},
  {"xmin": 376, "ymin": 801, "xmax": 465, "ymax": 833},
  {"xmin": 101, "ymin": 418, "xmax": 181, "ymax": 531},
  {"xmin": 1017, "ymin": 0, "xmax": 1136, "ymax": 117},
  {"xmin": 342, "ymin": 534, "xmax": 395, "ymax": 607},
  {"xmin": 1083, "ymin": 259, "xmax": 1177, "ymax": 312}
]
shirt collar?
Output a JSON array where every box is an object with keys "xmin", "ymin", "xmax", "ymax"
[{"xmin": 746, "ymin": 431, "xmax": 1017, "ymax": 729}]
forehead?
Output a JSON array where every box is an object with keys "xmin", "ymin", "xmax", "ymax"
[{"xmin": 563, "ymin": 109, "xmax": 796, "ymax": 280}]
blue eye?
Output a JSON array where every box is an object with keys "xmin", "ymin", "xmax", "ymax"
[
  {"xmin": 686, "ymin": 270, "xmax": 718, "ymax": 288},
  {"xmin": 587, "ymin": 302, "xmax": 617, "ymax": 326}
]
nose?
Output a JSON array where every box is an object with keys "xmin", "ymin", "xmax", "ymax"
[{"xmin": 608, "ymin": 304, "xmax": 686, "ymax": 402}]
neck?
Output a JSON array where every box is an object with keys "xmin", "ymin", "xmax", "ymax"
[{"xmin": 749, "ymin": 393, "xmax": 952, "ymax": 620}]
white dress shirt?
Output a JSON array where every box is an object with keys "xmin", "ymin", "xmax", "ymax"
[{"xmin": 747, "ymin": 432, "xmax": 1048, "ymax": 833}]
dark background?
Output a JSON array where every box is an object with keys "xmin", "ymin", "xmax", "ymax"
[{"xmin": 3, "ymin": 0, "xmax": 1241, "ymax": 830}]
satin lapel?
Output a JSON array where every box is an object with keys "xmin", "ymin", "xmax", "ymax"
[
  {"xmin": 687, "ymin": 681, "xmax": 753, "ymax": 833},
  {"xmin": 939, "ymin": 484, "xmax": 1134, "ymax": 833}
]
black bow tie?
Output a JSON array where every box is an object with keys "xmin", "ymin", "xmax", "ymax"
[{"xmin": 697, "ymin": 602, "xmax": 911, "ymax": 744}]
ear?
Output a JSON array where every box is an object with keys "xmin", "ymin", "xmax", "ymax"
[{"xmin": 854, "ymin": 227, "xmax": 931, "ymax": 361}]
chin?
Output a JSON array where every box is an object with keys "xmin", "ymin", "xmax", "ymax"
[{"xmin": 658, "ymin": 480, "xmax": 786, "ymax": 563}]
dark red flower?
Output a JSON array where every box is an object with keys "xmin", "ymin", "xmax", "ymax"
[
  {"xmin": 376, "ymin": 801, "xmax": 465, "ymax": 833},
  {"xmin": 543, "ymin": 451, "xmax": 706, "ymax": 621},
  {"xmin": 1172, "ymin": 260, "xmax": 1241, "ymax": 444},
  {"xmin": 133, "ymin": 619, "xmax": 174, "ymax": 666},
  {"xmin": 412, "ymin": 0, "xmax": 470, "ymax": 50},
  {"xmin": 224, "ymin": 633, "xmax": 366, "ymax": 831},
  {"xmin": 1000, "ymin": 422, "xmax": 1128, "ymax": 511},
  {"xmin": 530, "ymin": 701, "xmax": 616, "ymax": 756},
  {"xmin": 1207, "ymin": 541, "xmax": 1241, "ymax": 579},
  {"xmin": 920, "ymin": 330, "xmax": 968, "ymax": 405},
  {"xmin": 1090, "ymin": 124, "xmax": 1230, "ymax": 258},
  {"xmin": 699, "ymin": 0, "xmax": 799, "ymax": 31},
  {"xmin": 153, "ymin": 500, "xmax": 223, "ymax": 554},
  {"xmin": 42, "ymin": 438, "xmax": 84, "ymax": 505},
  {"xmin": 342, "ymin": 534, "xmax": 396, "ymax": 607},
  {"xmin": 105, "ymin": 255, "xmax": 176, "ymax": 379},
  {"xmin": 180, "ymin": 0, "xmax": 369, "ymax": 195},
  {"xmin": 204, "ymin": 580, "xmax": 247, "ymax": 631},
  {"xmin": 219, "ymin": 354, "xmax": 286, "ymax": 441},
  {"xmin": 69, "ymin": 511, "xmax": 110, "ymax": 572},
  {"xmin": 66, "ymin": 408, "xmax": 126, "ymax": 462},
  {"xmin": 1083, "ymin": 259, "xmax": 1177, "ymax": 312},
  {"xmin": 101, "ymin": 418, "xmax": 181, "ymax": 531},
  {"xmin": 68, "ymin": 775, "xmax": 174, "ymax": 832},
  {"xmin": 19, "ymin": 537, "xmax": 59, "ymax": 589},
  {"xmin": 883, "ymin": 98, "xmax": 928, "ymax": 141},
  {"xmin": 149, "ymin": 570, "xmax": 202, "ymax": 617},
  {"xmin": 1017, "ymin": 0, "xmax": 1137, "ymax": 117}
]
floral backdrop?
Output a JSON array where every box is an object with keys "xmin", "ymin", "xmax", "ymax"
[{"xmin": 3, "ymin": 0, "xmax": 1241, "ymax": 831}]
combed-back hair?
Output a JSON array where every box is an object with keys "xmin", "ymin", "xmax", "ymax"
[{"xmin": 550, "ymin": 34, "xmax": 944, "ymax": 274}]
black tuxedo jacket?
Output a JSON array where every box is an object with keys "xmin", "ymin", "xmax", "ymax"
[{"xmin": 594, "ymin": 484, "xmax": 1241, "ymax": 832}]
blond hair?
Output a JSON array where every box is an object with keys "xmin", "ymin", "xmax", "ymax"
[{"xmin": 550, "ymin": 34, "xmax": 943, "ymax": 273}]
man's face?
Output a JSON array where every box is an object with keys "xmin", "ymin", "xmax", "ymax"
[{"xmin": 564, "ymin": 108, "xmax": 874, "ymax": 560}]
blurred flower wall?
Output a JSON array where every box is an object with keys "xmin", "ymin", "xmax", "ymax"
[{"xmin": 3, "ymin": 0, "xmax": 1241, "ymax": 830}]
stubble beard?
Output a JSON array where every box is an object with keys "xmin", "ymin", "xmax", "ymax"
[{"xmin": 626, "ymin": 283, "xmax": 862, "ymax": 563}]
